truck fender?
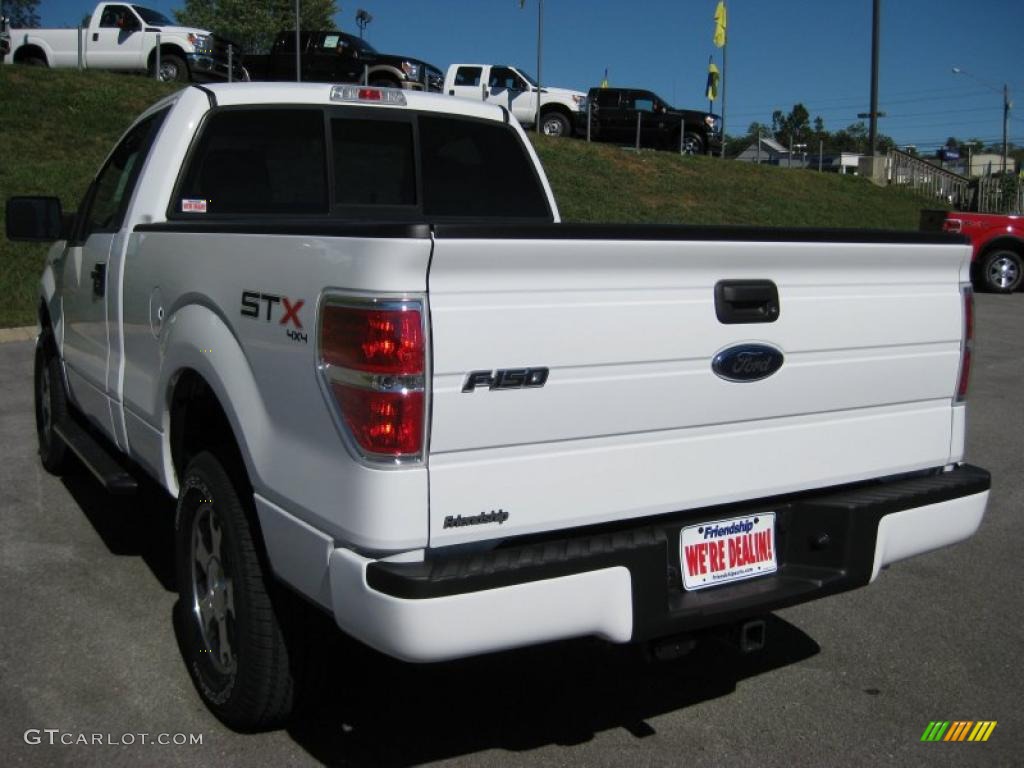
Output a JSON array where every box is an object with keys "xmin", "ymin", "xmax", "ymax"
[
  {"xmin": 157, "ymin": 303, "xmax": 271, "ymax": 498},
  {"xmin": 11, "ymin": 37, "xmax": 51, "ymax": 66},
  {"xmin": 367, "ymin": 64, "xmax": 404, "ymax": 86}
]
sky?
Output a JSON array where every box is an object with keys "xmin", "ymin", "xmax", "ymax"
[{"xmin": 36, "ymin": 0, "xmax": 1024, "ymax": 152}]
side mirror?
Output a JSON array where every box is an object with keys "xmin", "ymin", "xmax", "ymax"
[{"xmin": 6, "ymin": 197, "xmax": 64, "ymax": 242}]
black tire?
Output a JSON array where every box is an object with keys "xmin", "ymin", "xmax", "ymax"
[
  {"xmin": 681, "ymin": 131, "xmax": 705, "ymax": 156},
  {"xmin": 156, "ymin": 53, "xmax": 188, "ymax": 83},
  {"xmin": 34, "ymin": 336, "xmax": 70, "ymax": 475},
  {"xmin": 24, "ymin": 56, "xmax": 48, "ymax": 67},
  {"xmin": 175, "ymin": 451, "xmax": 294, "ymax": 730},
  {"xmin": 540, "ymin": 111, "xmax": 571, "ymax": 138},
  {"xmin": 979, "ymin": 249, "xmax": 1023, "ymax": 294}
]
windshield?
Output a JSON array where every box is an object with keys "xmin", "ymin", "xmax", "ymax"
[
  {"xmin": 514, "ymin": 69, "xmax": 538, "ymax": 87},
  {"xmin": 133, "ymin": 6, "xmax": 174, "ymax": 25},
  {"xmin": 343, "ymin": 33, "xmax": 377, "ymax": 55}
]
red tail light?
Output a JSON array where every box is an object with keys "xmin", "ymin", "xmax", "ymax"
[
  {"xmin": 956, "ymin": 286, "xmax": 973, "ymax": 402},
  {"xmin": 319, "ymin": 297, "xmax": 426, "ymax": 461},
  {"xmin": 943, "ymin": 218, "xmax": 963, "ymax": 234}
]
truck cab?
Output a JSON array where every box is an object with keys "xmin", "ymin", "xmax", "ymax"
[{"xmin": 445, "ymin": 63, "xmax": 587, "ymax": 137}]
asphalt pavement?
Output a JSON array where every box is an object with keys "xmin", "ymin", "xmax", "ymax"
[{"xmin": 2, "ymin": 294, "xmax": 1022, "ymax": 767}]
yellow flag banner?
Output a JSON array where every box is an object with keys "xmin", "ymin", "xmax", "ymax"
[
  {"xmin": 706, "ymin": 61, "xmax": 720, "ymax": 101},
  {"xmin": 713, "ymin": 1, "xmax": 727, "ymax": 48}
]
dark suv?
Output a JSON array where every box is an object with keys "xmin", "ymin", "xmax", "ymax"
[
  {"xmin": 584, "ymin": 87, "xmax": 721, "ymax": 155},
  {"xmin": 246, "ymin": 31, "xmax": 443, "ymax": 92}
]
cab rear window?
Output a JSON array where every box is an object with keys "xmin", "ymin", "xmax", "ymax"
[
  {"xmin": 175, "ymin": 109, "xmax": 328, "ymax": 215},
  {"xmin": 173, "ymin": 107, "xmax": 552, "ymax": 221}
]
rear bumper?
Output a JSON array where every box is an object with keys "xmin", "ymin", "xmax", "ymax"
[{"xmin": 329, "ymin": 464, "xmax": 989, "ymax": 662}]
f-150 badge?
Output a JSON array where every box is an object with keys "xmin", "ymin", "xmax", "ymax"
[
  {"xmin": 712, "ymin": 344, "xmax": 784, "ymax": 382},
  {"xmin": 462, "ymin": 367, "xmax": 549, "ymax": 392}
]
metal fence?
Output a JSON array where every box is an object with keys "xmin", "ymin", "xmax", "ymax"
[
  {"xmin": 888, "ymin": 149, "xmax": 972, "ymax": 209},
  {"xmin": 887, "ymin": 149, "xmax": 1022, "ymax": 214}
]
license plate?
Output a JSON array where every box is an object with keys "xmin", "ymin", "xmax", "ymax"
[{"xmin": 680, "ymin": 512, "xmax": 777, "ymax": 591}]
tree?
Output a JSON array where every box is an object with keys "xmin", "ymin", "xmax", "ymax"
[
  {"xmin": 176, "ymin": 0, "xmax": 339, "ymax": 54},
  {"xmin": 771, "ymin": 103, "xmax": 811, "ymax": 148},
  {"xmin": 1, "ymin": 0, "xmax": 41, "ymax": 27}
]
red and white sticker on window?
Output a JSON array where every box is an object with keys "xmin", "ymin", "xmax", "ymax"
[
  {"xmin": 680, "ymin": 513, "xmax": 777, "ymax": 591},
  {"xmin": 181, "ymin": 198, "xmax": 208, "ymax": 213}
]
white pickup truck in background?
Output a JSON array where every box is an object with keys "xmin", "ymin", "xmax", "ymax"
[
  {"xmin": 445, "ymin": 63, "xmax": 587, "ymax": 136},
  {"xmin": 6, "ymin": 82, "xmax": 990, "ymax": 731},
  {"xmin": 3, "ymin": 2, "xmax": 244, "ymax": 82}
]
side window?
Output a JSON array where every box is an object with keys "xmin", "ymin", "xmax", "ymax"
[
  {"xmin": 489, "ymin": 67, "xmax": 521, "ymax": 91},
  {"xmin": 634, "ymin": 98, "xmax": 654, "ymax": 113},
  {"xmin": 595, "ymin": 90, "xmax": 620, "ymax": 108},
  {"xmin": 455, "ymin": 66, "xmax": 482, "ymax": 87},
  {"xmin": 419, "ymin": 115, "xmax": 551, "ymax": 219},
  {"xmin": 79, "ymin": 109, "xmax": 166, "ymax": 240},
  {"xmin": 98, "ymin": 5, "xmax": 130, "ymax": 28},
  {"xmin": 331, "ymin": 118, "xmax": 415, "ymax": 207},
  {"xmin": 175, "ymin": 109, "xmax": 327, "ymax": 215}
]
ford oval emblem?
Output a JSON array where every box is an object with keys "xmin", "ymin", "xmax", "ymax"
[{"xmin": 712, "ymin": 344, "xmax": 784, "ymax": 383}]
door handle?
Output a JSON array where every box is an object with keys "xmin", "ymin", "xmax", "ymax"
[
  {"xmin": 448, "ymin": 89, "xmax": 455, "ymax": 95},
  {"xmin": 91, "ymin": 263, "xmax": 106, "ymax": 298},
  {"xmin": 714, "ymin": 280, "xmax": 779, "ymax": 324},
  {"xmin": 92, "ymin": 33, "xmax": 98, "ymax": 42}
]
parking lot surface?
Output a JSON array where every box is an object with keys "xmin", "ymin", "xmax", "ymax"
[{"xmin": 3, "ymin": 294, "xmax": 1022, "ymax": 767}]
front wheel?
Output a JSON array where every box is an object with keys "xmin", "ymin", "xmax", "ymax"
[
  {"xmin": 175, "ymin": 451, "xmax": 294, "ymax": 730},
  {"xmin": 156, "ymin": 53, "xmax": 188, "ymax": 83},
  {"xmin": 979, "ymin": 249, "xmax": 1022, "ymax": 293},
  {"xmin": 681, "ymin": 131, "xmax": 705, "ymax": 156},
  {"xmin": 540, "ymin": 111, "xmax": 571, "ymax": 137},
  {"xmin": 34, "ymin": 337, "xmax": 70, "ymax": 475}
]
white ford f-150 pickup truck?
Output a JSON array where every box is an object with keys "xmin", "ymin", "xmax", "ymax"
[
  {"xmin": 4, "ymin": 2, "xmax": 244, "ymax": 82},
  {"xmin": 6, "ymin": 82, "xmax": 990, "ymax": 731}
]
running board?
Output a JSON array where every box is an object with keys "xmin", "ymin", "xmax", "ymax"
[{"xmin": 53, "ymin": 420, "xmax": 138, "ymax": 495}]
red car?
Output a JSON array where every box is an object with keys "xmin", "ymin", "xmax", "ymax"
[{"xmin": 921, "ymin": 210, "xmax": 1023, "ymax": 293}]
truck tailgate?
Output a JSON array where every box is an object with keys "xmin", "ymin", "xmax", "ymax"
[{"xmin": 426, "ymin": 225, "xmax": 970, "ymax": 547}]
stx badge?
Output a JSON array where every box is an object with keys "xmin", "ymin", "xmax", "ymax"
[{"xmin": 241, "ymin": 291, "xmax": 307, "ymax": 342}]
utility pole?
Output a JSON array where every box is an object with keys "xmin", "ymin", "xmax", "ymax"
[
  {"xmin": 294, "ymin": 0, "xmax": 301, "ymax": 82},
  {"xmin": 952, "ymin": 68, "xmax": 1013, "ymax": 175},
  {"xmin": 868, "ymin": 0, "xmax": 880, "ymax": 156},
  {"xmin": 536, "ymin": 0, "xmax": 543, "ymax": 134}
]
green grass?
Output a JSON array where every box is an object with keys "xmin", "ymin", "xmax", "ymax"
[
  {"xmin": 0, "ymin": 68, "xmax": 180, "ymax": 328},
  {"xmin": 530, "ymin": 134, "xmax": 938, "ymax": 228},
  {"xmin": 0, "ymin": 68, "xmax": 940, "ymax": 328}
]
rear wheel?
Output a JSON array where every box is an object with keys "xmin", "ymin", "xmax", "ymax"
[
  {"xmin": 979, "ymin": 249, "xmax": 1022, "ymax": 293},
  {"xmin": 34, "ymin": 336, "xmax": 70, "ymax": 475},
  {"xmin": 175, "ymin": 451, "xmax": 294, "ymax": 730},
  {"xmin": 23, "ymin": 56, "xmax": 48, "ymax": 67}
]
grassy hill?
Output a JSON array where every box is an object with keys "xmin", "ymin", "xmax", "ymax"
[{"xmin": 0, "ymin": 68, "xmax": 937, "ymax": 327}]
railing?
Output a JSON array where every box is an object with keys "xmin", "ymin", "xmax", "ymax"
[
  {"xmin": 974, "ymin": 177, "xmax": 1024, "ymax": 215},
  {"xmin": 888, "ymin": 149, "xmax": 972, "ymax": 209},
  {"xmin": 887, "ymin": 149, "xmax": 1022, "ymax": 214}
]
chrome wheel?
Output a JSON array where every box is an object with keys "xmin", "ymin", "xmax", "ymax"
[
  {"xmin": 158, "ymin": 61, "xmax": 179, "ymax": 82},
  {"xmin": 191, "ymin": 503, "xmax": 237, "ymax": 675},
  {"xmin": 541, "ymin": 112, "xmax": 570, "ymax": 137},
  {"xmin": 682, "ymin": 132, "xmax": 704, "ymax": 156},
  {"xmin": 988, "ymin": 255, "xmax": 1020, "ymax": 291}
]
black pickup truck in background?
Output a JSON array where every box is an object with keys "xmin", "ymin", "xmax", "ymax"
[
  {"xmin": 245, "ymin": 30, "xmax": 443, "ymax": 92},
  {"xmin": 585, "ymin": 87, "xmax": 722, "ymax": 155}
]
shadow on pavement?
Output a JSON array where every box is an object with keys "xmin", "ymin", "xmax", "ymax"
[
  {"xmin": 60, "ymin": 464, "xmax": 820, "ymax": 766},
  {"xmin": 61, "ymin": 467, "xmax": 178, "ymax": 592},
  {"xmin": 287, "ymin": 612, "xmax": 820, "ymax": 767}
]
